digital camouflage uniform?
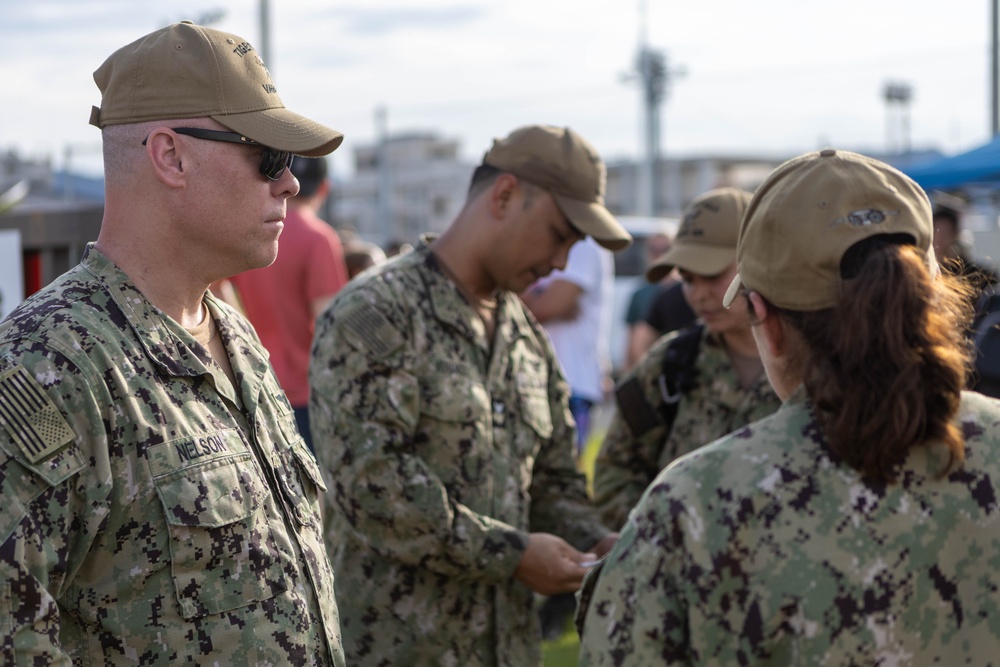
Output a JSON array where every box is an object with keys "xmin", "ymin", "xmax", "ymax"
[
  {"xmin": 579, "ymin": 389, "xmax": 1000, "ymax": 666},
  {"xmin": 0, "ymin": 246, "xmax": 345, "ymax": 666},
  {"xmin": 594, "ymin": 327, "xmax": 780, "ymax": 529},
  {"xmin": 310, "ymin": 244, "xmax": 610, "ymax": 666}
]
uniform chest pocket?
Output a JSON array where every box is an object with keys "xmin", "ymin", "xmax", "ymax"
[
  {"xmin": 421, "ymin": 375, "xmax": 491, "ymax": 450},
  {"xmin": 519, "ymin": 390, "xmax": 553, "ymax": 440},
  {"xmin": 511, "ymin": 344, "xmax": 555, "ymax": 441},
  {"xmin": 272, "ymin": 412, "xmax": 328, "ymax": 526},
  {"xmin": 150, "ymin": 438, "xmax": 290, "ymax": 619},
  {"xmin": 422, "ymin": 375, "xmax": 490, "ymax": 423},
  {"xmin": 420, "ymin": 376, "xmax": 491, "ymax": 485}
]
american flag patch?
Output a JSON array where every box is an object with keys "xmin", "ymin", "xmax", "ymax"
[
  {"xmin": 342, "ymin": 307, "xmax": 400, "ymax": 358},
  {"xmin": 0, "ymin": 365, "xmax": 75, "ymax": 464}
]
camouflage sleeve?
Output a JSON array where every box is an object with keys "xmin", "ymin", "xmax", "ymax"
[
  {"xmin": 526, "ymin": 345, "xmax": 610, "ymax": 552},
  {"xmin": 577, "ymin": 478, "xmax": 690, "ymax": 666},
  {"xmin": 311, "ymin": 292, "xmax": 526, "ymax": 582},
  {"xmin": 0, "ymin": 347, "xmax": 111, "ymax": 665},
  {"xmin": 592, "ymin": 342, "xmax": 670, "ymax": 530}
]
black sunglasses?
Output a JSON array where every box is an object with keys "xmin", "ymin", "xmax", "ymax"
[{"xmin": 141, "ymin": 127, "xmax": 295, "ymax": 181}]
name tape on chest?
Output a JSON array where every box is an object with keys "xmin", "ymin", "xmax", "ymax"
[{"xmin": 0, "ymin": 365, "xmax": 75, "ymax": 463}]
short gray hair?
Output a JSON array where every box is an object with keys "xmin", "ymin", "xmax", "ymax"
[{"xmin": 102, "ymin": 123, "xmax": 152, "ymax": 190}]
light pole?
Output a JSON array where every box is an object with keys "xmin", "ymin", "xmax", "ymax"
[
  {"xmin": 376, "ymin": 106, "xmax": 391, "ymax": 245},
  {"xmin": 628, "ymin": 0, "xmax": 684, "ymax": 216},
  {"xmin": 992, "ymin": 0, "xmax": 998, "ymax": 136},
  {"xmin": 883, "ymin": 81, "xmax": 913, "ymax": 156},
  {"xmin": 259, "ymin": 0, "xmax": 271, "ymax": 73}
]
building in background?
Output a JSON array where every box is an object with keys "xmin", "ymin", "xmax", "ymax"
[
  {"xmin": 0, "ymin": 137, "xmax": 960, "ymax": 318},
  {"xmin": 330, "ymin": 139, "xmax": 796, "ymax": 244},
  {"xmin": 0, "ymin": 151, "xmax": 103, "ymax": 306},
  {"xmin": 329, "ymin": 132, "xmax": 474, "ymax": 247},
  {"xmin": 605, "ymin": 155, "xmax": 783, "ymax": 217},
  {"xmin": 0, "ymin": 229, "xmax": 23, "ymax": 320}
]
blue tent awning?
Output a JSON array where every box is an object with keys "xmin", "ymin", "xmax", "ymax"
[{"xmin": 903, "ymin": 137, "xmax": 1000, "ymax": 190}]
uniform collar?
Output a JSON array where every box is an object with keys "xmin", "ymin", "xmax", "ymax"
[
  {"xmin": 80, "ymin": 244, "xmax": 270, "ymax": 399},
  {"xmin": 413, "ymin": 245, "xmax": 533, "ymax": 356},
  {"xmin": 780, "ymin": 384, "xmax": 810, "ymax": 409},
  {"xmin": 414, "ymin": 246, "xmax": 503, "ymax": 349}
]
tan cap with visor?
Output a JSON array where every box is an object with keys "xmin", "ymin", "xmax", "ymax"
[
  {"xmin": 483, "ymin": 125, "xmax": 632, "ymax": 251},
  {"xmin": 723, "ymin": 149, "xmax": 935, "ymax": 311},
  {"xmin": 89, "ymin": 21, "xmax": 343, "ymax": 157},
  {"xmin": 646, "ymin": 187, "xmax": 752, "ymax": 282}
]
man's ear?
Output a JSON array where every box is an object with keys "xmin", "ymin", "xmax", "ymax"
[
  {"xmin": 488, "ymin": 173, "xmax": 518, "ymax": 220},
  {"xmin": 749, "ymin": 291, "xmax": 785, "ymax": 358},
  {"xmin": 144, "ymin": 129, "xmax": 188, "ymax": 189}
]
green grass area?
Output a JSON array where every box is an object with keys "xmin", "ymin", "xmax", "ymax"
[
  {"xmin": 541, "ymin": 426, "xmax": 605, "ymax": 666},
  {"xmin": 543, "ymin": 625, "xmax": 581, "ymax": 666},
  {"xmin": 578, "ymin": 427, "xmax": 601, "ymax": 496}
]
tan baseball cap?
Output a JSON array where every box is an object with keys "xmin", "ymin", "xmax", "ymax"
[
  {"xmin": 483, "ymin": 125, "xmax": 632, "ymax": 251},
  {"xmin": 723, "ymin": 149, "xmax": 935, "ymax": 311},
  {"xmin": 89, "ymin": 21, "xmax": 343, "ymax": 157},
  {"xmin": 646, "ymin": 187, "xmax": 752, "ymax": 282}
]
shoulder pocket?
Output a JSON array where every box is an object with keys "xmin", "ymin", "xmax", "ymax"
[{"xmin": 0, "ymin": 434, "xmax": 86, "ymax": 545}]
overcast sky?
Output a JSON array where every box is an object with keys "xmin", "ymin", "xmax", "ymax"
[{"xmin": 1, "ymin": 0, "xmax": 994, "ymax": 178}]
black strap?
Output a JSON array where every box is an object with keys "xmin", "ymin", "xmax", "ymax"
[
  {"xmin": 615, "ymin": 375, "xmax": 659, "ymax": 436},
  {"xmin": 971, "ymin": 286, "xmax": 1000, "ymax": 398},
  {"xmin": 656, "ymin": 324, "xmax": 704, "ymax": 431},
  {"xmin": 615, "ymin": 324, "xmax": 703, "ymax": 437},
  {"xmin": 972, "ymin": 286, "xmax": 1000, "ymax": 334}
]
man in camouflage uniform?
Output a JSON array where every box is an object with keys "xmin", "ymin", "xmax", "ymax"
[
  {"xmin": 310, "ymin": 125, "xmax": 630, "ymax": 666},
  {"xmin": 593, "ymin": 187, "xmax": 780, "ymax": 530},
  {"xmin": 578, "ymin": 150, "xmax": 1000, "ymax": 664},
  {"xmin": 0, "ymin": 23, "xmax": 346, "ymax": 665}
]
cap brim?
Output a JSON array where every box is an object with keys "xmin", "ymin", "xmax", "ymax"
[
  {"xmin": 646, "ymin": 245, "xmax": 735, "ymax": 283},
  {"xmin": 213, "ymin": 107, "xmax": 344, "ymax": 157},
  {"xmin": 552, "ymin": 193, "xmax": 632, "ymax": 251},
  {"xmin": 722, "ymin": 273, "xmax": 744, "ymax": 308}
]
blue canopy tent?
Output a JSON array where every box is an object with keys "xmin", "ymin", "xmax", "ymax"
[
  {"xmin": 903, "ymin": 138, "xmax": 1000, "ymax": 400},
  {"xmin": 903, "ymin": 137, "xmax": 1000, "ymax": 191}
]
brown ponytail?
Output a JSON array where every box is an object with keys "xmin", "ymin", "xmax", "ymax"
[{"xmin": 769, "ymin": 238, "xmax": 974, "ymax": 483}]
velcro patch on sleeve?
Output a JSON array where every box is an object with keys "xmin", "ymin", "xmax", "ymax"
[
  {"xmin": 0, "ymin": 365, "xmax": 76, "ymax": 464},
  {"xmin": 341, "ymin": 305, "xmax": 403, "ymax": 359}
]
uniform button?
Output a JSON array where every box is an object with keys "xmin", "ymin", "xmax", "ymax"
[{"xmin": 819, "ymin": 148, "xmax": 837, "ymax": 157}]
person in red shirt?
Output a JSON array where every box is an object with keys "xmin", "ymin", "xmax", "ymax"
[{"xmin": 227, "ymin": 156, "xmax": 348, "ymax": 452}]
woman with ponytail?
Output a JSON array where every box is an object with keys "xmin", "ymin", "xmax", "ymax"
[{"xmin": 578, "ymin": 149, "xmax": 1000, "ymax": 665}]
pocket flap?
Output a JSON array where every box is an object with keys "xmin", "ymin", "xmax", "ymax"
[{"xmin": 154, "ymin": 452, "xmax": 265, "ymax": 528}]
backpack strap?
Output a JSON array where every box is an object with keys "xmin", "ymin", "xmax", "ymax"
[
  {"xmin": 971, "ymin": 285, "xmax": 1000, "ymax": 398},
  {"xmin": 972, "ymin": 284, "xmax": 1000, "ymax": 333},
  {"xmin": 655, "ymin": 324, "xmax": 704, "ymax": 430},
  {"xmin": 615, "ymin": 324, "xmax": 704, "ymax": 437}
]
